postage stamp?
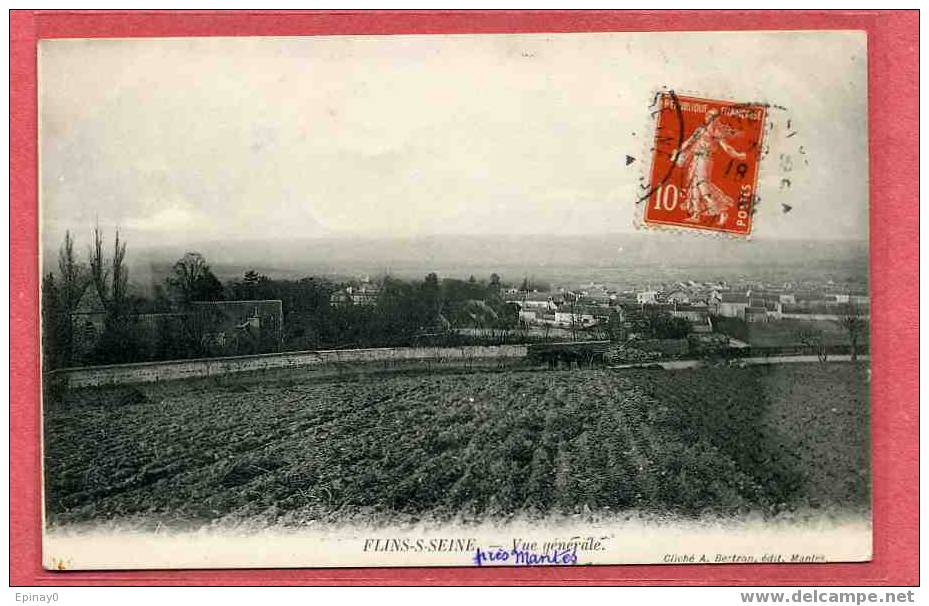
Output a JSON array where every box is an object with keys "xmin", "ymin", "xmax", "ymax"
[{"xmin": 643, "ymin": 92, "xmax": 767, "ymax": 236}]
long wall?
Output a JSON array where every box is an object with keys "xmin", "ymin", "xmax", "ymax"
[
  {"xmin": 780, "ymin": 312, "xmax": 871, "ymax": 322},
  {"xmin": 48, "ymin": 344, "xmax": 529, "ymax": 389}
]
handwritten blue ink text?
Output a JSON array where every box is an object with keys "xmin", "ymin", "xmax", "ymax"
[{"xmin": 472, "ymin": 545, "xmax": 579, "ymax": 567}]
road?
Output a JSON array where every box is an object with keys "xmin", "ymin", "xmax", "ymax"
[{"xmin": 609, "ymin": 354, "xmax": 870, "ymax": 370}]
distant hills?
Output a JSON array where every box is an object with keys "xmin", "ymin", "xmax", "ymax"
[{"xmin": 41, "ymin": 232, "xmax": 868, "ymax": 293}]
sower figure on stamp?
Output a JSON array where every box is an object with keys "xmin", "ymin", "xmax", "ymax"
[{"xmin": 672, "ymin": 109, "xmax": 746, "ymax": 226}]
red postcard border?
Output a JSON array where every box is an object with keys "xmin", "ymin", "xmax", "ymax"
[{"xmin": 10, "ymin": 10, "xmax": 918, "ymax": 586}]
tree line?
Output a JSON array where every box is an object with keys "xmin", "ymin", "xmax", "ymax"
[
  {"xmin": 43, "ymin": 227, "xmax": 133, "ymax": 368},
  {"xmin": 42, "ymin": 230, "xmax": 697, "ymax": 369},
  {"xmin": 44, "ymin": 228, "xmax": 252, "ymax": 368},
  {"xmin": 42, "ymin": 230, "xmax": 526, "ymax": 368}
]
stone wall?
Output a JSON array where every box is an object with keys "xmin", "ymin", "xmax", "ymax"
[
  {"xmin": 49, "ymin": 344, "xmax": 529, "ymax": 389},
  {"xmin": 781, "ymin": 312, "xmax": 871, "ymax": 322}
]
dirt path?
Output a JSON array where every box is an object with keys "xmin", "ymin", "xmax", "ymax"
[{"xmin": 610, "ymin": 354, "xmax": 870, "ymax": 370}]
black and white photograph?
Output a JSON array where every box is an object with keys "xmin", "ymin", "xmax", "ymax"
[{"xmin": 39, "ymin": 31, "xmax": 871, "ymax": 569}]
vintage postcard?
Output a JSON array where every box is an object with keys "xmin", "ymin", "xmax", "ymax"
[{"xmin": 39, "ymin": 30, "xmax": 870, "ymax": 569}]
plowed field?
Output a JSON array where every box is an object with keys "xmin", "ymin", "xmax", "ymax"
[{"xmin": 43, "ymin": 363, "xmax": 870, "ymax": 527}]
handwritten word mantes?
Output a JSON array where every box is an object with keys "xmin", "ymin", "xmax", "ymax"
[{"xmin": 472, "ymin": 545, "xmax": 579, "ymax": 567}]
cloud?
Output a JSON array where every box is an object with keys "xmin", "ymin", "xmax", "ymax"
[
  {"xmin": 125, "ymin": 203, "xmax": 211, "ymax": 234},
  {"xmin": 40, "ymin": 33, "xmax": 867, "ymax": 243}
]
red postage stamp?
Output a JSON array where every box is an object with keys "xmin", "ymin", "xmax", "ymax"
[{"xmin": 643, "ymin": 92, "xmax": 767, "ymax": 236}]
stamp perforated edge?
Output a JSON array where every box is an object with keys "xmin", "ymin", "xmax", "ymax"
[{"xmin": 632, "ymin": 86, "xmax": 785, "ymax": 241}]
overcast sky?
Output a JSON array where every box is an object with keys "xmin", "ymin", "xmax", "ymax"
[{"xmin": 40, "ymin": 31, "xmax": 867, "ymax": 248}]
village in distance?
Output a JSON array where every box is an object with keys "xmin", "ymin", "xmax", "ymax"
[
  {"xmin": 41, "ymin": 227, "xmax": 871, "ymax": 529},
  {"xmin": 42, "ymin": 227, "xmax": 869, "ymax": 371}
]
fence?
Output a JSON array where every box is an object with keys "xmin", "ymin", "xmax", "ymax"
[{"xmin": 48, "ymin": 344, "xmax": 529, "ymax": 389}]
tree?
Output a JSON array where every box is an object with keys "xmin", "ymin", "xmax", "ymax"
[
  {"xmin": 167, "ymin": 252, "xmax": 223, "ymax": 303},
  {"xmin": 541, "ymin": 322, "xmax": 552, "ymax": 341},
  {"xmin": 797, "ymin": 326, "xmax": 828, "ymax": 363},
  {"xmin": 87, "ymin": 226, "xmax": 139, "ymax": 364},
  {"xmin": 489, "ymin": 273, "xmax": 501, "ymax": 290},
  {"xmin": 598, "ymin": 310, "xmax": 626, "ymax": 342},
  {"xmin": 53, "ymin": 230, "xmax": 90, "ymax": 364},
  {"xmin": 637, "ymin": 308, "xmax": 691, "ymax": 340},
  {"xmin": 193, "ymin": 270, "xmax": 224, "ymax": 302},
  {"xmin": 497, "ymin": 302, "xmax": 519, "ymax": 331},
  {"xmin": 41, "ymin": 273, "xmax": 61, "ymax": 369},
  {"xmin": 421, "ymin": 272, "xmax": 442, "ymax": 319},
  {"xmin": 229, "ymin": 270, "xmax": 273, "ymax": 301},
  {"xmin": 839, "ymin": 301, "xmax": 867, "ymax": 362},
  {"xmin": 565, "ymin": 292, "xmax": 581, "ymax": 341},
  {"xmin": 88, "ymin": 224, "xmax": 127, "ymax": 315}
]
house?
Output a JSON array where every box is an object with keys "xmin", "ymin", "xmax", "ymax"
[
  {"xmin": 330, "ymin": 283, "xmax": 381, "ymax": 306},
  {"xmin": 189, "ymin": 300, "xmax": 283, "ymax": 351},
  {"xmin": 506, "ymin": 292, "xmax": 560, "ymax": 312},
  {"xmin": 665, "ymin": 290, "xmax": 690, "ymax": 304},
  {"xmin": 636, "ymin": 291, "xmax": 659, "ymax": 305},
  {"xmin": 577, "ymin": 293, "xmax": 612, "ymax": 306},
  {"xmin": 711, "ymin": 292, "xmax": 751, "ymax": 318},
  {"xmin": 554, "ymin": 305, "xmax": 609, "ymax": 328},
  {"xmin": 794, "ymin": 290, "xmax": 829, "ymax": 305},
  {"xmin": 760, "ymin": 300, "xmax": 783, "ymax": 320},
  {"xmin": 826, "ymin": 292, "xmax": 869, "ymax": 306},
  {"xmin": 670, "ymin": 304, "xmax": 709, "ymax": 323},
  {"xmin": 329, "ymin": 290, "xmax": 352, "ymax": 306},
  {"xmin": 69, "ymin": 291, "xmax": 284, "ymax": 360},
  {"xmin": 554, "ymin": 309, "xmax": 596, "ymax": 327},
  {"xmin": 670, "ymin": 305, "xmax": 712, "ymax": 333},
  {"xmin": 347, "ymin": 284, "xmax": 381, "ymax": 306},
  {"xmin": 614, "ymin": 292, "xmax": 639, "ymax": 306},
  {"xmin": 70, "ymin": 286, "xmax": 107, "ymax": 357}
]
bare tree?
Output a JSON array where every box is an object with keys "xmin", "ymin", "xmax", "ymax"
[
  {"xmin": 839, "ymin": 301, "xmax": 867, "ymax": 362},
  {"xmin": 797, "ymin": 326, "xmax": 828, "ymax": 363},
  {"xmin": 89, "ymin": 224, "xmax": 109, "ymax": 307},
  {"xmin": 86, "ymin": 225, "xmax": 134, "ymax": 362},
  {"xmin": 111, "ymin": 229, "xmax": 128, "ymax": 316},
  {"xmin": 58, "ymin": 230, "xmax": 88, "ymax": 304},
  {"xmin": 88, "ymin": 224, "xmax": 127, "ymax": 314},
  {"xmin": 566, "ymin": 292, "xmax": 580, "ymax": 342},
  {"xmin": 55, "ymin": 230, "xmax": 90, "ymax": 362}
]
